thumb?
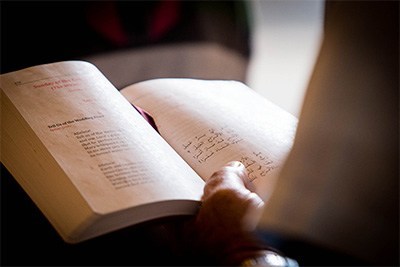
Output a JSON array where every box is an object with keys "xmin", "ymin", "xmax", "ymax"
[{"xmin": 203, "ymin": 161, "xmax": 252, "ymax": 201}]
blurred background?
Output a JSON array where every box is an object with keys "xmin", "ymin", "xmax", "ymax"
[{"xmin": 1, "ymin": 0, "xmax": 324, "ymax": 117}]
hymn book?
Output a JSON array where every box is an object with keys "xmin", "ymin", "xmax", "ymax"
[{"xmin": 0, "ymin": 61, "xmax": 297, "ymax": 243}]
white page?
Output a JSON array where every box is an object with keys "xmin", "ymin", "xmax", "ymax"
[
  {"xmin": 1, "ymin": 62, "xmax": 204, "ymax": 214},
  {"xmin": 121, "ymin": 79, "xmax": 297, "ymax": 199}
]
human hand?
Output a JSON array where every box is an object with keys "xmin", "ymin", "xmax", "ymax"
[
  {"xmin": 201, "ymin": 161, "xmax": 264, "ymax": 230},
  {"xmin": 188, "ymin": 161, "xmax": 267, "ymax": 265}
]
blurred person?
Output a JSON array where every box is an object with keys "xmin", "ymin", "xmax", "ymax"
[{"xmin": 186, "ymin": 1, "xmax": 398, "ymax": 266}]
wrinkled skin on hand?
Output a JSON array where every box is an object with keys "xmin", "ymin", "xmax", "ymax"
[{"xmin": 183, "ymin": 161, "xmax": 269, "ymax": 265}]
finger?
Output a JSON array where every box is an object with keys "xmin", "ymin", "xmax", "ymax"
[
  {"xmin": 202, "ymin": 161, "xmax": 250, "ymax": 201},
  {"xmin": 224, "ymin": 161, "xmax": 257, "ymax": 192}
]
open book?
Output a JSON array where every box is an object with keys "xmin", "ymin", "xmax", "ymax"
[{"xmin": 0, "ymin": 61, "xmax": 297, "ymax": 243}]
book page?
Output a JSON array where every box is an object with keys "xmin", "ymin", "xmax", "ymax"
[
  {"xmin": 1, "ymin": 62, "xmax": 204, "ymax": 215},
  {"xmin": 121, "ymin": 79, "xmax": 298, "ymax": 199}
]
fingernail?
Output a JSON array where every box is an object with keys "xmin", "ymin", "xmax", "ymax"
[{"xmin": 226, "ymin": 161, "xmax": 243, "ymax": 168}]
